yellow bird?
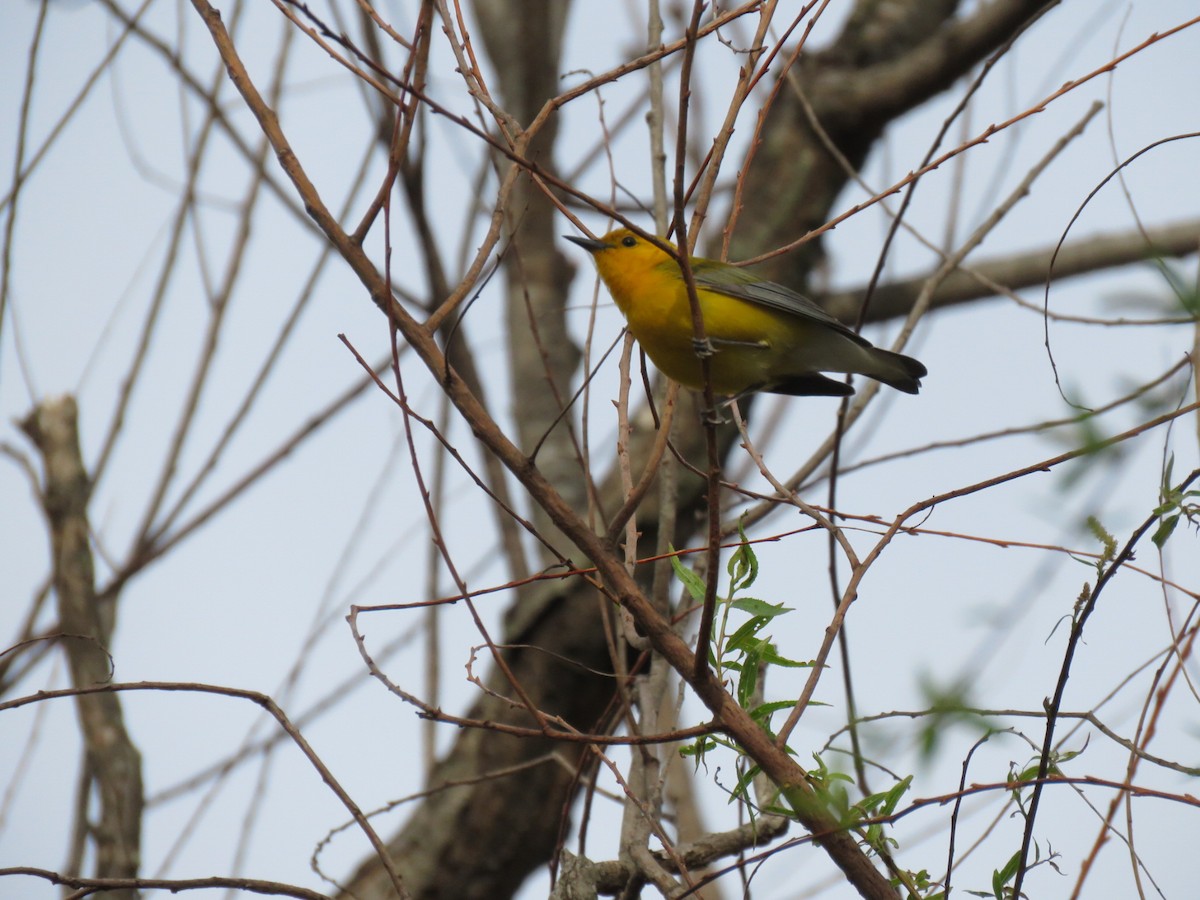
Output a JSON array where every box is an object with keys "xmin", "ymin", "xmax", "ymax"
[{"xmin": 566, "ymin": 228, "xmax": 926, "ymax": 397}]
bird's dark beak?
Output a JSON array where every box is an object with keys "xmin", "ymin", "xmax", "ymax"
[{"xmin": 564, "ymin": 234, "xmax": 611, "ymax": 253}]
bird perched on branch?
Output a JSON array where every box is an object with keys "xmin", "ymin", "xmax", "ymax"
[{"xmin": 567, "ymin": 228, "xmax": 926, "ymax": 398}]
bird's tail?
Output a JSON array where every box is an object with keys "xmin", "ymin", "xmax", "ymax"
[{"xmin": 867, "ymin": 347, "xmax": 927, "ymax": 395}]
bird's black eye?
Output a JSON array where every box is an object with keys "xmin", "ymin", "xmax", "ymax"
[{"xmin": 621, "ymin": 235, "xmax": 637, "ymax": 247}]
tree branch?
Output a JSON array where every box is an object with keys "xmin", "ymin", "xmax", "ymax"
[
  {"xmin": 826, "ymin": 218, "xmax": 1200, "ymax": 324},
  {"xmin": 20, "ymin": 397, "xmax": 143, "ymax": 895}
]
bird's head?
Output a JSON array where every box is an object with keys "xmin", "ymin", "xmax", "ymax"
[{"xmin": 565, "ymin": 228, "xmax": 677, "ymax": 293}]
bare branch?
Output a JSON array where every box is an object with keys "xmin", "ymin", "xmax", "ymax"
[{"xmin": 20, "ymin": 397, "xmax": 142, "ymax": 893}]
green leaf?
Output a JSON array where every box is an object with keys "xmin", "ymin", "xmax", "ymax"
[
  {"xmin": 1153, "ymin": 503, "xmax": 1197, "ymax": 550},
  {"xmin": 735, "ymin": 653, "xmax": 760, "ymax": 707},
  {"xmin": 726, "ymin": 520, "xmax": 759, "ymax": 593},
  {"xmin": 991, "ymin": 850, "xmax": 1022, "ymax": 899},
  {"xmin": 668, "ymin": 548, "xmax": 707, "ymax": 602},
  {"xmin": 1014, "ymin": 762, "xmax": 1042, "ymax": 784},
  {"xmin": 726, "ymin": 618, "xmax": 768, "ymax": 650},
  {"xmin": 679, "ymin": 735, "xmax": 717, "ymax": 767},
  {"xmin": 730, "ymin": 596, "xmax": 791, "ymax": 618},
  {"xmin": 729, "ymin": 763, "xmax": 761, "ymax": 804},
  {"xmin": 757, "ymin": 644, "xmax": 813, "ymax": 668},
  {"xmin": 749, "ymin": 699, "xmax": 795, "ymax": 732},
  {"xmin": 880, "ymin": 775, "xmax": 913, "ymax": 816}
]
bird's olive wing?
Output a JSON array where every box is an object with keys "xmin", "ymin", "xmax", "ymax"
[{"xmin": 688, "ymin": 261, "xmax": 870, "ymax": 347}]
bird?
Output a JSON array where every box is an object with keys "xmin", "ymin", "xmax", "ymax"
[{"xmin": 566, "ymin": 228, "xmax": 926, "ymax": 398}]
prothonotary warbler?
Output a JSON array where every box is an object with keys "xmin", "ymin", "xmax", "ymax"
[{"xmin": 566, "ymin": 228, "xmax": 926, "ymax": 398}]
